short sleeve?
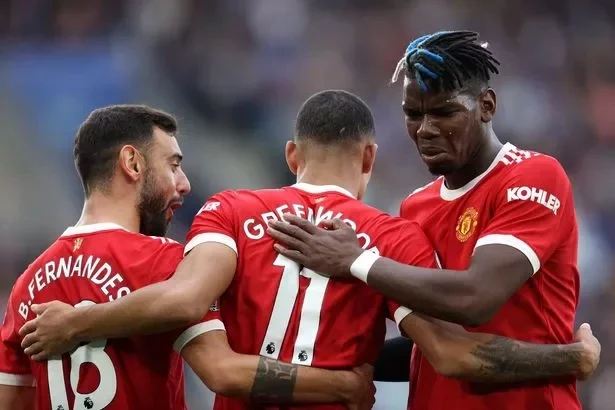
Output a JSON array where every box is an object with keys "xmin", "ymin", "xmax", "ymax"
[
  {"xmin": 172, "ymin": 300, "xmax": 226, "ymax": 353},
  {"xmin": 0, "ymin": 287, "xmax": 34, "ymax": 386},
  {"xmin": 185, "ymin": 191, "xmax": 238, "ymax": 256},
  {"xmin": 475, "ymin": 156, "xmax": 572, "ymax": 275},
  {"xmin": 377, "ymin": 218, "xmax": 440, "ymax": 329}
]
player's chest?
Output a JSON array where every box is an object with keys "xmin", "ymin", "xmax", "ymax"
[{"xmin": 409, "ymin": 197, "xmax": 495, "ymax": 269}]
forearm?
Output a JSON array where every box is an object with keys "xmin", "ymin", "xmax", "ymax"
[
  {"xmin": 402, "ymin": 314, "xmax": 585, "ymax": 383},
  {"xmin": 206, "ymin": 355, "xmax": 353, "ymax": 404},
  {"xmin": 72, "ymin": 280, "xmax": 200, "ymax": 342},
  {"xmin": 367, "ymin": 258, "xmax": 479, "ymax": 324},
  {"xmin": 0, "ymin": 386, "xmax": 35, "ymax": 410},
  {"xmin": 457, "ymin": 334, "xmax": 585, "ymax": 383}
]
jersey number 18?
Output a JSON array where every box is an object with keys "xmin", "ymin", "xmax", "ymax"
[{"xmin": 47, "ymin": 301, "xmax": 117, "ymax": 410}]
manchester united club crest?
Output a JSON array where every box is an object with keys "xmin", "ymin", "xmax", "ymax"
[{"xmin": 455, "ymin": 207, "xmax": 478, "ymax": 242}]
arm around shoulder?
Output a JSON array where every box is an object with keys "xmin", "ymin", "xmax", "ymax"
[
  {"xmin": 181, "ymin": 331, "xmax": 373, "ymax": 406},
  {"xmin": 399, "ymin": 314, "xmax": 600, "ymax": 383}
]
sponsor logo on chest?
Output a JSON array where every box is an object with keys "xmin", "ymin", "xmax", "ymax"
[{"xmin": 506, "ymin": 186, "xmax": 560, "ymax": 215}]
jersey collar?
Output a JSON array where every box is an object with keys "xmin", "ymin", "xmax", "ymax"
[
  {"xmin": 61, "ymin": 223, "xmax": 128, "ymax": 237},
  {"xmin": 439, "ymin": 142, "xmax": 515, "ymax": 201},
  {"xmin": 292, "ymin": 183, "xmax": 356, "ymax": 199}
]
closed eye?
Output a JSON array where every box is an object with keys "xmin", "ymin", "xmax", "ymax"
[
  {"xmin": 431, "ymin": 108, "xmax": 458, "ymax": 117},
  {"xmin": 405, "ymin": 110, "xmax": 423, "ymax": 120}
]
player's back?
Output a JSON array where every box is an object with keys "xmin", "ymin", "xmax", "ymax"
[
  {"xmin": 187, "ymin": 183, "xmax": 437, "ymax": 410},
  {"xmin": 1, "ymin": 223, "xmax": 188, "ymax": 410}
]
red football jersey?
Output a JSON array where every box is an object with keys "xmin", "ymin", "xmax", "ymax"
[
  {"xmin": 186, "ymin": 182, "xmax": 438, "ymax": 410},
  {"xmin": 0, "ymin": 223, "xmax": 223, "ymax": 410},
  {"xmin": 400, "ymin": 143, "xmax": 580, "ymax": 410}
]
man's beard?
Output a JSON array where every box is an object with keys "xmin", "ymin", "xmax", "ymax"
[
  {"xmin": 138, "ymin": 170, "xmax": 170, "ymax": 237},
  {"xmin": 426, "ymin": 161, "xmax": 458, "ymax": 176}
]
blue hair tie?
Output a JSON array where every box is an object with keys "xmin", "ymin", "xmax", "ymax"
[
  {"xmin": 414, "ymin": 70, "xmax": 429, "ymax": 92},
  {"xmin": 416, "ymin": 49, "xmax": 444, "ymax": 63},
  {"xmin": 405, "ymin": 34, "xmax": 431, "ymax": 55},
  {"xmin": 414, "ymin": 63, "xmax": 438, "ymax": 79},
  {"xmin": 401, "ymin": 31, "xmax": 451, "ymax": 91}
]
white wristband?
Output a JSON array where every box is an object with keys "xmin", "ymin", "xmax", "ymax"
[{"xmin": 349, "ymin": 250, "xmax": 381, "ymax": 283}]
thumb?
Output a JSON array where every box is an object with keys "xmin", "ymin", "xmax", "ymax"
[
  {"xmin": 321, "ymin": 218, "xmax": 347, "ymax": 230},
  {"xmin": 579, "ymin": 323, "xmax": 592, "ymax": 332},
  {"xmin": 31, "ymin": 303, "xmax": 51, "ymax": 315},
  {"xmin": 579, "ymin": 322, "xmax": 592, "ymax": 332}
]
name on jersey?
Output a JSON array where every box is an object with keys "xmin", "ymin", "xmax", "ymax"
[
  {"xmin": 506, "ymin": 186, "xmax": 560, "ymax": 215},
  {"xmin": 243, "ymin": 204, "xmax": 378, "ymax": 252},
  {"xmin": 18, "ymin": 254, "xmax": 131, "ymax": 320}
]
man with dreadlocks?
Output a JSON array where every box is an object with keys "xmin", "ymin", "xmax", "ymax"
[{"xmin": 267, "ymin": 31, "xmax": 593, "ymax": 409}]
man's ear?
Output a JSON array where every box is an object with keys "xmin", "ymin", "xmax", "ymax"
[
  {"xmin": 362, "ymin": 143, "xmax": 378, "ymax": 174},
  {"xmin": 118, "ymin": 145, "xmax": 144, "ymax": 182},
  {"xmin": 480, "ymin": 88, "xmax": 496, "ymax": 122},
  {"xmin": 285, "ymin": 140, "xmax": 298, "ymax": 176}
]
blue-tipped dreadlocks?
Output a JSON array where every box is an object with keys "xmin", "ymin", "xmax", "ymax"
[{"xmin": 392, "ymin": 30, "xmax": 500, "ymax": 93}]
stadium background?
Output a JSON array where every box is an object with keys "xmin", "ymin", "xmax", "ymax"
[{"xmin": 0, "ymin": 0, "xmax": 614, "ymax": 408}]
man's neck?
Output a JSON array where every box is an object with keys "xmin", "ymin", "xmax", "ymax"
[
  {"xmin": 76, "ymin": 191, "xmax": 140, "ymax": 233},
  {"xmin": 296, "ymin": 166, "xmax": 361, "ymax": 199},
  {"xmin": 444, "ymin": 132, "xmax": 503, "ymax": 190}
]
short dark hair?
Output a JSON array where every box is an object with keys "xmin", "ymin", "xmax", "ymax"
[
  {"xmin": 392, "ymin": 30, "xmax": 500, "ymax": 94},
  {"xmin": 74, "ymin": 104, "xmax": 177, "ymax": 196},
  {"xmin": 295, "ymin": 90, "xmax": 375, "ymax": 145}
]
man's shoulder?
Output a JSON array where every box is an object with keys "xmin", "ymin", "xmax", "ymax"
[
  {"xmin": 86, "ymin": 230, "xmax": 183, "ymax": 255},
  {"xmin": 201, "ymin": 187, "xmax": 291, "ymax": 212},
  {"xmin": 402, "ymin": 178, "xmax": 443, "ymax": 204},
  {"xmin": 400, "ymin": 179, "xmax": 443, "ymax": 219},
  {"xmin": 497, "ymin": 146, "xmax": 566, "ymax": 177},
  {"xmin": 61, "ymin": 230, "xmax": 182, "ymax": 275},
  {"xmin": 340, "ymin": 201, "xmax": 426, "ymax": 245}
]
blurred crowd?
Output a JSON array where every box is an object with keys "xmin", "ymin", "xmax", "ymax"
[{"xmin": 0, "ymin": 0, "xmax": 613, "ymax": 408}]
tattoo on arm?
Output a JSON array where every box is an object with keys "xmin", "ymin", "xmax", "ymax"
[
  {"xmin": 250, "ymin": 356, "xmax": 298, "ymax": 402},
  {"xmin": 469, "ymin": 336, "xmax": 582, "ymax": 383}
]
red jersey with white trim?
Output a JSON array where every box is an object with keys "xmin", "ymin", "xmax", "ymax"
[
  {"xmin": 400, "ymin": 143, "xmax": 580, "ymax": 410},
  {"xmin": 0, "ymin": 224, "xmax": 223, "ymax": 410},
  {"xmin": 186, "ymin": 183, "xmax": 438, "ymax": 410}
]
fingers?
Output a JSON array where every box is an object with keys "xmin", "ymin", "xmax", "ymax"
[
  {"xmin": 21, "ymin": 332, "xmax": 40, "ymax": 350},
  {"xmin": 23, "ymin": 340, "xmax": 44, "ymax": 357},
  {"xmin": 31, "ymin": 349, "xmax": 53, "ymax": 362},
  {"xmin": 283, "ymin": 214, "xmax": 320, "ymax": 234},
  {"xmin": 268, "ymin": 220, "xmax": 312, "ymax": 243},
  {"xmin": 268, "ymin": 227, "xmax": 308, "ymax": 253},
  {"xmin": 579, "ymin": 323, "xmax": 592, "ymax": 332},
  {"xmin": 31, "ymin": 303, "xmax": 51, "ymax": 315},
  {"xmin": 18, "ymin": 318, "xmax": 39, "ymax": 338},
  {"xmin": 273, "ymin": 244, "xmax": 306, "ymax": 265},
  {"xmin": 331, "ymin": 218, "xmax": 348, "ymax": 230}
]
